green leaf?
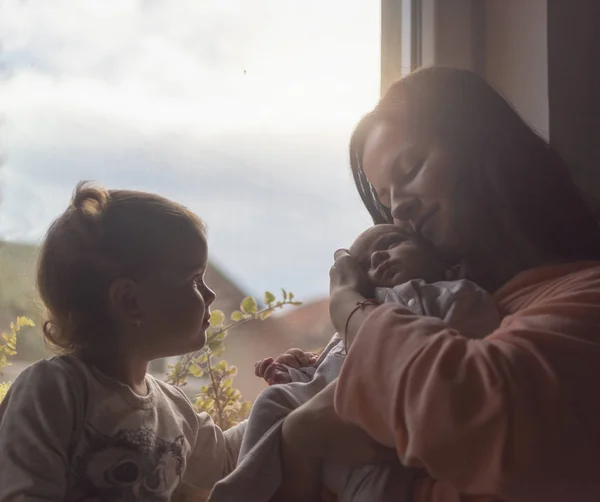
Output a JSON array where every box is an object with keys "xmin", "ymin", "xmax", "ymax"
[
  {"xmin": 288, "ymin": 292, "xmax": 294, "ymax": 301},
  {"xmin": 241, "ymin": 296, "xmax": 258, "ymax": 314},
  {"xmin": 259, "ymin": 310, "xmax": 273, "ymax": 320},
  {"xmin": 281, "ymin": 288, "xmax": 288, "ymax": 301},
  {"xmin": 189, "ymin": 364, "xmax": 204, "ymax": 378},
  {"xmin": 231, "ymin": 311, "xmax": 245, "ymax": 322},
  {"xmin": 209, "ymin": 310, "xmax": 225, "ymax": 327},
  {"xmin": 208, "ymin": 338, "xmax": 223, "ymax": 352},
  {"xmin": 264, "ymin": 291, "xmax": 276, "ymax": 305}
]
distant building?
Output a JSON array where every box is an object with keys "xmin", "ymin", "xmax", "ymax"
[{"xmin": 0, "ymin": 241, "xmax": 333, "ymax": 401}]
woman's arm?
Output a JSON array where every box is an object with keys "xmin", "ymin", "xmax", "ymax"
[
  {"xmin": 281, "ymin": 380, "xmax": 396, "ymax": 464},
  {"xmin": 328, "ymin": 249, "xmax": 378, "ymax": 348},
  {"xmin": 329, "ymin": 252, "xmax": 600, "ymax": 499},
  {"xmin": 271, "ymin": 444, "xmax": 322, "ymax": 502},
  {"xmin": 334, "ymin": 288, "xmax": 600, "ymax": 499}
]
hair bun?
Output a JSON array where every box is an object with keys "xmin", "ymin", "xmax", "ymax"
[{"xmin": 71, "ymin": 181, "xmax": 109, "ymax": 219}]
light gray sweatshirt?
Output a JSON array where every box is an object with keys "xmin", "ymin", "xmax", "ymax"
[{"xmin": 0, "ymin": 354, "xmax": 246, "ymax": 501}]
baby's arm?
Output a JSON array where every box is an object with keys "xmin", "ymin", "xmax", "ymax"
[{"xmin": 0, "ymin": 360, "xmax": 78, "ymax": 501}]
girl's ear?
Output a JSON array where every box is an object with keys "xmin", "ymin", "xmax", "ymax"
[{"xmin": 108, "ymin": 278, "xmax": 142, "ymax": 327}]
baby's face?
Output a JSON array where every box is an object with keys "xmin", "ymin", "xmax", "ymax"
[{"xmin": 349, "ymin": 224, "xmax": 444, "ymax": 288}]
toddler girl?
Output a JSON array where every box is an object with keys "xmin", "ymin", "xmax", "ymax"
[{"xmin": 0, "ymin": 183, "xmax": 245, "ymax": 501}]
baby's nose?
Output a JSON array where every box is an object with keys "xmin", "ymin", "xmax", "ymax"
[{"xmin": 370, "ymin": 250, "xmax": 388, "ymax": 269}]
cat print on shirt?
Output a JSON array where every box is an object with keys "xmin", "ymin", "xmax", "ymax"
[{"xmin": 70, "ymin": 425, "xmax": 186, "ymax": 501}]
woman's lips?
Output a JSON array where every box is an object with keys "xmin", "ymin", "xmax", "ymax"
[{"xmin": 415, "ymin": 207, "xmax": 438, "ymax": 239}]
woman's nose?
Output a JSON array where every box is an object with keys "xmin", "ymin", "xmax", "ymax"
[
  {"xmin": 391, "ymin": 195, "xmax": 421, "ymax": 223},
  {"xmin": 371, "ymin": 250, "xmax": 389, "ymax": 269}
]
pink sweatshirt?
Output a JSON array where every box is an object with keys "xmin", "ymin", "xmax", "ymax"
[{"xmin": 334, "ymin": 262, "xmax": 600, "ymax": 502}]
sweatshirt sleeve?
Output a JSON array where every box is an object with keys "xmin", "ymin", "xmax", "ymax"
[
  {"xmin": 183, "ymin": 415, "xmax": 247, "ymax": 490},
  {"xmin": 0, "ymin": 360, "xmax": 79, "ymax": 501},
  {"xmin": 334, "ymin": 279, "xmax": 600, "ymax": 499}
]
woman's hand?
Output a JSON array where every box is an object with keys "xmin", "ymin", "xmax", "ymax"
[
  {"xmin": 329, "ymin": 249, "xmax": 373, "ymax": 299},
  {"xmin": 329, "ymin": 249, "xmax": 378, "ymax": 343},
  {"xmin": 281, "ymin": 380, "xmax": 396, "ymax": 466}
]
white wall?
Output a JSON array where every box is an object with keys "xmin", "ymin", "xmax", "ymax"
[{"xmin": 484, "ymin": 0, "xmax": 549, "ymax": 138}]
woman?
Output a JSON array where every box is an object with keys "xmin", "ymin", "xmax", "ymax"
[{"xmin": 281, "ymin": 67, "xmax": 600, "ymax": 501}]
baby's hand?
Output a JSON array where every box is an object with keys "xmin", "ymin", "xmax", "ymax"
[
  {"xmin": 255, "ymin": 359, "xmax": 291, "ymax": 385},
  {"xmin": 255, "ymin": 349, "xmax": 318, "ymax": 386}
]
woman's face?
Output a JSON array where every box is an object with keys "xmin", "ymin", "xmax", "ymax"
[{"xmin": 362, "ymin": 121, "xmax": 464, "ymax": 256}]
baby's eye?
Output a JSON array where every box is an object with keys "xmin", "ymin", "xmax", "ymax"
[{"xmin": 385, "ymin": 239, "xmax": 404, "ymax": 250}]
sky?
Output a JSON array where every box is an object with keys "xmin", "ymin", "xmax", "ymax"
[{"xmin": 0, "ymin": 0, "xmax": 380, "ymax": 302}]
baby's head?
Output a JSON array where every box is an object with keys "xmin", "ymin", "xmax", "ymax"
[
  {"xmin": 37, "ymin": 182, "xmax": 215, "ymax": 360},
  {"xmin": 349, "ymin": 224, "xmax": 446, "ymax": 288}
]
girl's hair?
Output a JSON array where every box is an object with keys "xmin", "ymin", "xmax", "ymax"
[
  {"xmin": 349, "ymin": 66, "xmax": 600, "ymax": 264},
  {"xmin": 37, "ymin": 182, "xmax": 205, "ymax": 355}
]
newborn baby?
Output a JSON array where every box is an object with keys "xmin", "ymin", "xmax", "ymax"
[{"xmin": 209, "ymin": 224, "xmax": 500, "ymax": 502}]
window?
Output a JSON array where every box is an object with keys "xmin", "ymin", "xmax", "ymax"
[
  {"xmin": 0, "ymin": 1, "xmax": 380, "ymax": 398},
  {"xmin": 381, "ymin": 0, "xmax": 421, "ymax": 93}
]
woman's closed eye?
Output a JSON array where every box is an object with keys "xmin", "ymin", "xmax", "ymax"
[{"xmin": 395, "ymin": 158, "xmax": 423, "ymax": 183}]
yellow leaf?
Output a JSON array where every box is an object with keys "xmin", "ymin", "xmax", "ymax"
[
  {"xmin": 259, "ymin": 310, "xmax": 273, "ymax": 320},
  {"xmin": 264, "ymin": 291, "xmax": 276, "ymax": 304},
  {"xmin": 209, "ymin": 310, "xmax": 225, "ymax": 327},
  {"xmin": 240, "ymin": 296, "xmax": 258, "ymax": 314},
  {"xmin": 230, "ymin": 311, "xmax": 244, "ymax": 322}
]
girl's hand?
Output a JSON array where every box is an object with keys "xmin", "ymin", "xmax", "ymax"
[{"xmin": 255, "ymin": 349, "xmax": 318, "ymax": 385}]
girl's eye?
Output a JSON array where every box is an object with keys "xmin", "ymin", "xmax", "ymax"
[{"xmin": 193, "ymin": 275, "xmax": 204, "ymax": 288}]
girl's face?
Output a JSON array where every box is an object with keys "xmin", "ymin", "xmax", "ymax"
[
  {"xmin": 136, "ymin": 228, "xmax": 216, "ymax": 359},
  {"xmin": 362, "ymin": 121, "xmax": 467, "ymax": 257}
]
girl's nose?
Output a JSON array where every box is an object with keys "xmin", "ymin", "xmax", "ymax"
[{"xmin": 205, "ymin": 285, "xmax": 216, "ymax": 307}]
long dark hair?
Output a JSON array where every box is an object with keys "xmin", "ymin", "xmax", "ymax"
[{"xmin": 350, "ymin": 66, "xmax": 600, "ymax": 264}]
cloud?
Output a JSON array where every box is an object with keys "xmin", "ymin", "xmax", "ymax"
[{"xmin": 0, "ymin": 0, "xmax": 379, "ymax": 299}]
